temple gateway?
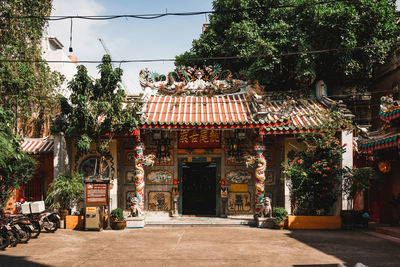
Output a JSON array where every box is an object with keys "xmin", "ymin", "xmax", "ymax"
[{"xmin": 68, "ymin": 66, "xmax": 352, "ymax": 224}]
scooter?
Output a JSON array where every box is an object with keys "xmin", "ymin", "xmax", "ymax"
[{"xmin": 15, "ymin": 202, "xmax": 60, "ymax": 233}]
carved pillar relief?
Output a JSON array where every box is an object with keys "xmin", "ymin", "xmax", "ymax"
[
  {"xmin": 134, "ymin": 142, "xmax": 145, "ymax": 214},
  {"xmin": 254, "ymin": 143, "xmax": 266, "ymax": 214}
]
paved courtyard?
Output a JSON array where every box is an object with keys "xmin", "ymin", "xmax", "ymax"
[{"xmin": 0, "ymin": 227, "xmax": 399, "ymax": 267}]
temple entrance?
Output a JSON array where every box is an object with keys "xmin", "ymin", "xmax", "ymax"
[{"xmin": 182, "ymin": 162, "xmax": 216, "ymax": 215}]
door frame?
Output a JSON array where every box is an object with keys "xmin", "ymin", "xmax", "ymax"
[{"xmin": 178, "ymin": 157, "xmax": 221, "ymax": 216}]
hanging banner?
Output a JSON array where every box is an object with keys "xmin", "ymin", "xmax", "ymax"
[{"xmin": 178, "ymin": 130, "xmax": 221, "ymax": 148}]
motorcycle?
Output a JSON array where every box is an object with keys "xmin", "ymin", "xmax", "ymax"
[
  {"xmin": 15, "ymin": 202, "xmax": 60, "ymax": 233},
  {"xmin": 3, "ymin": 215, "xmax": 33, "ymax": 243},
  {"xmin": 0, "ymin": 223, "xmax": 11, "ymax": 250},
  {"xmin": 0, "ymin": 213, "xmax": 34, "ymax": 248}
]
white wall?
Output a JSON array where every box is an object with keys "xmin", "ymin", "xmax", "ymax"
[{"xmin": 42, "ymin": 37, "xmax": 77, "ymax": 98}]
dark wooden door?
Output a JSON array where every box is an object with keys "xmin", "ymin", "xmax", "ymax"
[{"xmin": 182, "ymin": 162, "xmax": 216, "ymax": 215}]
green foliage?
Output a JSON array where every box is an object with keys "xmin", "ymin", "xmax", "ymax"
[
  {"xmin": 52, "ymin": 55, "xmax": 138, "ymax": 160},
  {"xmin": 111, "ymin": 208, "xmax": 125, "ymax": 222},
  {"xmin": 45, "ymin": 174, "xmax": 84, "ymax": 211},
  {"xmin": 272, "ymin": 207, "xmax": 288, "ymax": 223},
  {"xmin": 177, "ymin": 0, "xmax": 399, "ymax": 91},
  {"xmin": 283, "ymin": 108, "xmax": 351, "ymax": 215},
  {"xmin": 0, "ymin": 105, "xmax": 36, "ymax": 207},
  {"xmin": 0, "ymin": 0, "xmax": 63, "ymax": 136},
  {"xmin": 343, "ymin": 167, "xmax": 378, "ymax": 210}
]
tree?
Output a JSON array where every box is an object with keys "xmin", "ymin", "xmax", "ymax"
[
  {"xmin": 176, "ymin": 0, "xmax": 399, "ymax": 92},
  {"xmin": 0, "ymin": 0, "xmax": 63, "ymax": 137},
  {"xmin": 283, "ymin": 107, "xmax": 352, "ymax": 215},
  {"xmin": 0, "ymin": 106, "xmax": 36, "ymax": 208},
  {"xmin": 52, "ymin": 55, "xmax": 138, "ymax": 177}
]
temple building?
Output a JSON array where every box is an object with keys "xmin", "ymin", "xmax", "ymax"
[
  {"xmin": 66, "ymin": 66, "xmax": 353, "ymax": 223},
  {"xmin": 357, "ymin": 95, "xmax": 400, "ymax": 223}
]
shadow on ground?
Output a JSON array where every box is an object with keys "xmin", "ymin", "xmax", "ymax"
[
  {"xmin": 287, "ymin": 230, "xmax": 400, "ymax": 267},
  {"xmin": 0, "ymin": 255, "xmax": 50, "ymax": 267}
]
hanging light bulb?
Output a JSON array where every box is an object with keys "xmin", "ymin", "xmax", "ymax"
[{"xmin": 69, "ymin": 18, "xmax": 73, "ymax": 53}]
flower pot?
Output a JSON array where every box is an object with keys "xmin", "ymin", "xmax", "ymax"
[
  {"xmin": 340, "ymin": 210, "xmax": 356, "ymax": 230},
  {"xmin": 287, "ymin": 215, "xmax": 341, "ymax": 230},
  {"xmin": 111, "ymin": 221, "xmax": 126, "ymax": 230}
]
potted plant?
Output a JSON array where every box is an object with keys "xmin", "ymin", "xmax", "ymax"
[
  {"xmin": 273, "ymin": 207, "xmax": 288, "ymax": 229},
  {"xmin": 342, "ymin": 167, "xmax": 378, "ymax": 228},
  {"xmin": 46, "ymin": 174, "xmax": 84, "ymax": 215},
  {"xmin": 110, "ymin": 208, "xmax": 126, "ymax": 230}
]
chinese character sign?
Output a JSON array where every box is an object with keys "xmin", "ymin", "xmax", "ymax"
[{"xmin": 178, "ymin": 130, "xmax": 221, "ymax": 148}]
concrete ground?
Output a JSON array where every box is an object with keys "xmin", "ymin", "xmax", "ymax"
[{"xmin": 0, "ymin": 227, "xmax": 399, "ymax": 267}]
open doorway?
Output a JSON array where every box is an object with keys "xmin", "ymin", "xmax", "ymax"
[{"xmin": 182, "ymin": 162, "xmax": 216, "ymax": 215}]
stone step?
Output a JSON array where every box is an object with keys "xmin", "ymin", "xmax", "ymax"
[
  {"xmin": 144, "ymin": 216, "xmax": 255, "ymax": 227},
  {"xmin": 376, "ymin": 226, "xmax": 400, "ymax": 239}
]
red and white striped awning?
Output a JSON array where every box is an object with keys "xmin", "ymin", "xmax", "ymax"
[{"xmin": 21, "ymin": 138, "xmax": 54, "ymax": 154}]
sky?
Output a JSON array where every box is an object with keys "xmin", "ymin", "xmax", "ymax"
[
  {"xmin": 48, "ymin": 0, "xmax": 214, "ymax": 95},
  {"xmin": 48, "ymin": 0, "xmax": 400, "ymax": 95}
]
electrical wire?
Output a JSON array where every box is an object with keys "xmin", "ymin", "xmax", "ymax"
[
  {"xmin": 1, "ymin": 0, "xmax": 351, "ymax": 21},
  {"xmin": 0, "ymin": 42, "xmax": 395, "ymax": 64}
]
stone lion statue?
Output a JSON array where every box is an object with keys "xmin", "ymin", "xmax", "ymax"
[
  {"xmin": 129, "ymin": 197, "xmax": 140, "ymax": 217},
  {"xmin": 259, "ymin": 196, "xmax": 272, "ymax": 218}
]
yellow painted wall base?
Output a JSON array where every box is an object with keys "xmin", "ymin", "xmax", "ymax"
[
  {"xmin": 66, "ymin": 215, "xmax": 84, "ymax": 230},
  {"xmin": 288, "ymin": 215, "xmax": 341, "ymax": 230}
]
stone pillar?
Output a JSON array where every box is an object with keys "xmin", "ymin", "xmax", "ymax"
[
  {"xmin": 254, "ymin": 143, "xmax": 266, "ymax": 214},
  {"xmin": 53, "ymin": 132, "xmax": 70, "ymax": 179},
  {"xmin": 341, "ymin": 130, "xmax": 353, "ymax": 213},
  {"xmin": 134, "ymin": 142, "xmax": 145, "ymax": 215}
]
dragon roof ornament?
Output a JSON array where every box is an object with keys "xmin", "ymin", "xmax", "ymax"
[{"xmin": 139, "ymin": 65, "xmax": 248, "ymax": 96}]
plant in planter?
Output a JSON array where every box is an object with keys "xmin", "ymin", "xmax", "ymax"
[
  {"xmin": 45, "ymin": 173, "xmax": 84, "ymax": 214},
  {"xmin": 272, "ymin": 207, "xmax": 288, "ymax": 229},
  {"xmin": 342, "ymin": 167, "xmax": 378, "ymax": 228},
  {"xmin": 283, "ymin": 107, "xmax": 351, "ymax": 216},
  {"xmin": 110, "ymin": 208, "xmax": 126, "ymax": 230}
]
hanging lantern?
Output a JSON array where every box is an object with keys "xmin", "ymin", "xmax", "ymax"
[{"xmin": 378, "ymin": 161, "xmax": 391, "ymax": 173}]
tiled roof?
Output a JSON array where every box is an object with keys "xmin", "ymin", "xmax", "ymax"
[
  {"xmin": 138, "ymin": 93, "xmax": 329, "ymax": 132},
  {"xmin": 21, "ymin": 138, "xmax": 54, "ymax": 154},
  {"xmin": 139, "ymin": 93, "xmax": 287, "ymax": 129},
  {"xmin": 263, "ymin": 99, "xmax": 327, "ymax": 134}
]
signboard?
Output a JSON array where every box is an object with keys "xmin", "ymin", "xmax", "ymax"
[
  {"xmin": 178, "ymin": 130, "xmax": 221, "ymax": 148},
  {"xmin": 85, "ymin": 183, "xmax": 108, "ymax": 205}
]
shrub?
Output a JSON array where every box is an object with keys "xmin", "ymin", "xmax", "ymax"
[
  {"xmin": 111, "ymin": 208, "xmax": 125, "ymax": 222},
  {"xmin": 273, "ymin": 207, "xmax": 288, "ymax": 223}
]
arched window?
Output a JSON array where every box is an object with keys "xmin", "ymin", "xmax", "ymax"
[{"xmin": 79, "ymin": 156, "xmax": 110, "ymax": 180}]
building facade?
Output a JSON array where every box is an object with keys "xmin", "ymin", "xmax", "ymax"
[{"xmin": 68, "ymin": 66, "xmax": 351, "ymax": 218}]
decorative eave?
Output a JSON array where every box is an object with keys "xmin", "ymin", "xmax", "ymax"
[
  {"xmin": 379, "ymin": 95, "xmax": 400, "ymax": 123},
  {"xmin": 358, "ymin": 132, "xmax": 400, "ymax": 153},
  {"xmin": 379, "ymin": 106, "xmax": 400, "ymax": 122}
]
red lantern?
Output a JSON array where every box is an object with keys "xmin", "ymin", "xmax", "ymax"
[
  {"xmin": 378, "ymin": 161, "xmax": 391, "ymax": 173},
  {"xmin": 173, "ymin": 179, "xmax": 178, "ymax": 185}
]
